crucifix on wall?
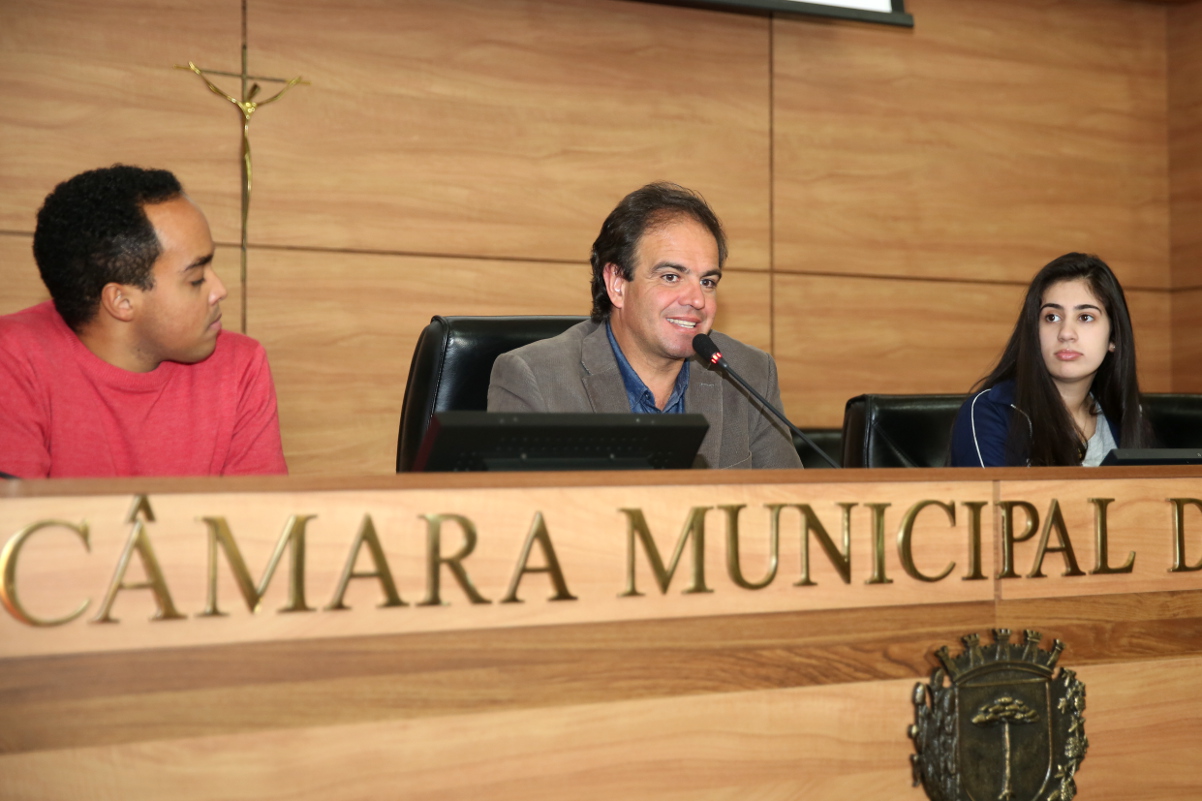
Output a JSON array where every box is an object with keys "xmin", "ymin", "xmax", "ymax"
[{"xmin": 176, "ymin": 1, "xmax": 308, "ymax": 333}]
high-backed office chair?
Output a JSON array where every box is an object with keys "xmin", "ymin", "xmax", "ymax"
[
  {"xmin": 840, "ymin": 394, "xmax": 964, "ymax": 468},
  {"xmin": 841, "ymin": 392, "xmax": 1202, "ymax": 468},
  {"xmin": 1144, "ymin": 394, "xmax": 1202, "ymax": 447},
  {"xmin": 396, "ymin": 315, "xmax": 587, "ymax": 472}
]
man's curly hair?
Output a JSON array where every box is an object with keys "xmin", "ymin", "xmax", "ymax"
[{"xmin": 33, "ymin": 165, "xmax": 182, "ymax": 331}]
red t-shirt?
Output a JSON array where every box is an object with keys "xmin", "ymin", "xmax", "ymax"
[{"xmin": 0, "ymin": 301, "xmax": 287, "ymax": 478}]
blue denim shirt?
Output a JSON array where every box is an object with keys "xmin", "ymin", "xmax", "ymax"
[{"xmin": 605, "ymin": 322, "xmax": 689, "ymax": 414}]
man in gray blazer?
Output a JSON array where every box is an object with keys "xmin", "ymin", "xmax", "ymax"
[{"xmin": 488, "ymin": 183, "xmax": 802, "ymax": 470}]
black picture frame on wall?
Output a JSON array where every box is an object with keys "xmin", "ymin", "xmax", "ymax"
[{"xmin": 643, "ymin": 0, "xmax": 913, "ymax": 28}]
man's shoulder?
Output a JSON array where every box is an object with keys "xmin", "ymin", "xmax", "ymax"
[
  {"xmin": 210, "ymin": 330, "xmax": 268, "ymax": 360},
  {"xmin": 0, "ymin": 302, "xmax": 73, "ymax": 366},
  {"xmin": 501, "ymin": 319, "xmax": 598, "ymax": 364},
  {"xmin": 0, "ymin": 301, "xmax": 62, "ymax": 340}
]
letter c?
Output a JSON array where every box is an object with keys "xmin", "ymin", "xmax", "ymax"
[{"xmin": 1, "ymin": 520, "xmax": 91, "ymax": 626}]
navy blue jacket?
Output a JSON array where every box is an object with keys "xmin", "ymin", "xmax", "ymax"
[{"xmin": 949, "ymin": 379, "xmax": 1119, "ymax": 467}]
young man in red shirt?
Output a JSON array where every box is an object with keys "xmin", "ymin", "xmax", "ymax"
[{"xmin": 0, "ymin": 165, "xmax": 287, "ymax": 478}]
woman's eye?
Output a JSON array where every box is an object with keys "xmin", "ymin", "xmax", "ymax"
[
  {"xmin": 1044, "ymin": 313, "xmax": 1059, "ymax": 323},
  {"xmin": 191, "ymin": 278, "xmax": 205, "ymax": 287},
  {"xmin": 1080, "ymin": 313, "xmax": 1094, "ymax": 322}
]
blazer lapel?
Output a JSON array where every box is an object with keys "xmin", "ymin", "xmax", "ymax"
[
  {"xmin": 579, "ymin": 321, "xmax": 631, "ymax": 413},
  {"xmin": 687, "ymin": 356, "xmax": 724, "ymax": 469}
]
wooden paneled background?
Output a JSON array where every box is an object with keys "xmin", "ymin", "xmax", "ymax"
[{"xmin": 1, "ymin": 0, "xmax": 1200, "ymax": 475}]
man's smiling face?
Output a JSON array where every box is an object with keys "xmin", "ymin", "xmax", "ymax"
[{"xmin": 604, "ymin": 215, "xmax": 721, "ymax": 372}]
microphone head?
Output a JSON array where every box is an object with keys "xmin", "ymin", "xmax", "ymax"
[{"xmin": 692, "ymin": 333, "xmax": 723, "ymax": 365}]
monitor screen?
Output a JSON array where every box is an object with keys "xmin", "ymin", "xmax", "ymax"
[
  {"xmin": 413, "ymin": 412, "xmax": 709, "ymax": 472},
  {"xmin": 1101, "ymin": 448, "xmax": 1202, "ymax": 466}
]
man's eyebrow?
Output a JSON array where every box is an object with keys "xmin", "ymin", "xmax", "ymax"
[
  {"xmin": 182, "ymin": 252, "xmax": 214, "ymax": 272},
  {"xmin": 650, "ymin": 262, "xmax": 722, "ymax": 277},
  {"xmin": 650, "ymin": 261, "xmax": 686, "ymax": 273}
]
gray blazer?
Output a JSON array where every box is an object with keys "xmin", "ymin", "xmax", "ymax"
[{"xmin": 487, "ymin": 320, "xmax": 802, "ymax": 470}]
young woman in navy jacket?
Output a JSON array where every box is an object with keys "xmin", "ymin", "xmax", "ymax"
[{"xmin": 950, "ymin": 253, "xmax": 1151, "ymax": 467}]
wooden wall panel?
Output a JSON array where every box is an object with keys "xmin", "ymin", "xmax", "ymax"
[
  {"xmin": 1171, "ymin": 288, "xmax": 1202, "ymax": 392},
  {"xmin": 774, "ymin": 276, "xmax": 1022, "ymax": 427},
  {"xmin": 242, "ymin": 0, "xmax": 772, "ymax": 269},
  {"xmin": 251, "ymin": 250, "xmax": 585, "ymax": 476},
  {"xmin": 775, "ymin": 275, "xmax": 1171, "ymax": 428},
  {"xmin": 712, "ymin": 269, "xmax": 773, "ymax": 354},
  {"xmin": 1168, "ymin": 1, "xmax": 1202, "ymax": 289},
  {"xmin": 0, "ymin": 0, "xmax": 1194, "ymax": 469},
  {"xmin": 772, "ymin": 0, "xmax": 1170, "ymax": 288},
  {"xmin": 0, "ymin": 0, "xmax": 245, "ymax": 244},
  {"xmin": 251, "ymin": 249, "xmax": 772, "ymax": 476},
  {"xmin": 1126, "ymin": 287, "xmax": 1173, "ymax": 392},
  {"xmin": 1168, "ymin": 3, "xmax": 1202, "ymax": 390},
  {"xmin": 0, "ymin": 235, "xmax": 47, "ymax": 316},
  {"xmin": 213, "ymin": 244, "xmax": 246, "ymax": 334}
]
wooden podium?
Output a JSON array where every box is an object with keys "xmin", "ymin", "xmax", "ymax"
[{"xmin": 2, "ymin": 467, "xmax": 1200, "ymax": 800}]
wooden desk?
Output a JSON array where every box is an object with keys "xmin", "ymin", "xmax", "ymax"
[{"xmin": 2, "ymin": 468, "xmax": 1200, "ymax": 800}]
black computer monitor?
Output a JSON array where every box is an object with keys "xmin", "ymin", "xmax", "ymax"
[
  {"xmin": 412, "ymin": 412, "xmax": 709, "ymax": 472},
  {"xmin": 1101, "ymin": 448, "xmax": 1202, "ymax": 466}
]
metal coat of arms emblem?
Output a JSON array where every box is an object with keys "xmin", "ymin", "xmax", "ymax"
[{"xmin": 909, "ymin": 629, "xmax": 1088, "ymax": 801}]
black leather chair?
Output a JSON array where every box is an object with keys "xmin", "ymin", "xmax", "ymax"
[
  {"xmin": 1144, "ymin": 394, "xmax": 1202, "ymax": 448},
  {"xmin": 840, "ymin": 394, "xmax": 964, "ymax": 468},
  {"xmin": 841, "ymin": 392, "xmax": 1202, "ymax": 468},
  {"xmin": 396, "ymin": 315, "xmax": 587, "ymax": 472}
]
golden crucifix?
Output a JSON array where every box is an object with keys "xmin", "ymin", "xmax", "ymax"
[{"xmin": 175, "ymin": 4, "xmax": 307, "ymax": 332}]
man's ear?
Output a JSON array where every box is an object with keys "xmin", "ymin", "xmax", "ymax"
[
  {"xmin": 603, "ymin": 263, "xmax": 626, "ymax": 311},
  {"xmin": 99, "ymin": 283, "xmax": 137, "ymax": 323}
]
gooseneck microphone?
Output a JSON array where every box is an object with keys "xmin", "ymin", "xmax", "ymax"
[{"xmin": 693, "ymin": 333, "xmax": 840, "ymax": 469}]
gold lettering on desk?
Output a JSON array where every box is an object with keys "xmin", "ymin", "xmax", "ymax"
[
  {"xmin": 1028, "ymin": 499, "xmax": 1085, "ymax": 578},
  {"xmin": 865, "ymin": 503, "xmax": 893, "ymax": 585},
  {"xmin": 1090, "ymin": 497, "xmax": 1134, "ymax": 574},
  {"xmin": 0, "ymin": 520, "xmax": 91, "ymax": 626},
  {"xmin": 502, "ymin": 512, "xmax": 576, "ymax": 603},
  {"xmin": 93, "ymin": 496, "xmax": 184, "ymax": 623},
  {"xmin": 1168, "ymin": 498, "xmax": 1202, "ymax": 572},
  {"xmin": 961, "ymin": 501, "xmax": 988, "ymax": 581},
  {"xmin": 326, "ymin": 515, "xmax": 406, "ymax": 611},
  {"xmin": 199, "ymin": 513, "xmax": 317, "ymax": 616},
  {"xmin": 769, "ymin": 503, "xmax": 854, "ymax": 586},
  {"xmin": 897, "ymin": 500, "xmax": 956, "ymax": 583},
  {"xmin": 998, "ymin": 499, "xmax": 1087, "ymax": 579},
  {"xmin": 620, "ymin": 506, "xmax": 712, "ymax": 596},
  {"xmin": 724, "ymin": 504, "xmax": 777, "ymax": 590},
  {"xmin": 418, "ymin": 514, "xmax": 490, "ymax": 606},
  {"xmin": 997, "ymin": 501, "xmax": 1039, "ymax": 579}
]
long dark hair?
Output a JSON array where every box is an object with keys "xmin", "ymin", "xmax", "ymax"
[{"xmin": 976, "ymin": 253, "xmax": 1150, "ymax": 465}]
